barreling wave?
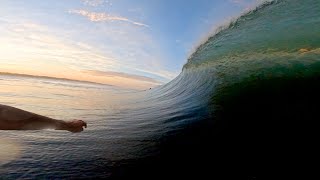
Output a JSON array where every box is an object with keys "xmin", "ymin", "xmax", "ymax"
[
  {"xmin": 132, "ymin": 0, "xmax": 320, "ymax": 178},
  {"xmin": 159, "ymin": 0, "xmax": 320, "ymax": 120}
]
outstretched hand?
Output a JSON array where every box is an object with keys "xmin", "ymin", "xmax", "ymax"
[{"xmin": 64, "ymin": 120, "xmax": 87, "ymax": 133}]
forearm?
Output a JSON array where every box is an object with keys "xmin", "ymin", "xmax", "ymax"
[
  {"xmin": 0, "ymin": 114, "xmax": 63, "ymax": 130},
  {"xmin": 0, "ymin": 104, "xmax": 86, "ymax": 132},
  {"xmin": 19, "ymin": 116, "xmax": 84, "ymax": 132},
  {"xmin": 0, "ymin": 104, "xmax": 62, "ymax": 130},
  {"xmin": 20, "ymin": 115, "xmax": 66, "ymax": 130}
]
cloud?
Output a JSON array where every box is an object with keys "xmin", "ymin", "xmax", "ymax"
[
  {"xmin": 83, "ymin": 70, "xmax": 161, "ymax": 84},
  {"xmin": 0, "ymin": 20, "xmax": 164, "ymax": 89},
  {"xmin": 0, "ymin": 21, "xmax": 121, "ymax": 77},
  {"xmin": 229, "ymin": 0, "xmax": 244, "ymax": 4},
  {"xmin": 68, "ymin": 9, "xmax": 149, "ymax": 28},
  {"xmin": 81, "ymin": 0, "xmax": 105, "ymax": 7}
]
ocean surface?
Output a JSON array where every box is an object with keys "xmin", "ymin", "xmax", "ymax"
[{"xmin": 1, "ymin": 0, "xmax": 320, "ymax": 178}]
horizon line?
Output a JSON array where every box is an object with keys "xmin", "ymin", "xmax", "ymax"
[{"xmin": 0, "ymin": 72, "xmax": 113, "ymax": 87}]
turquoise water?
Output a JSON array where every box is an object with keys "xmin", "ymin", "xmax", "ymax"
[{"xmin": 1, "ymin": 0, "xmax": 320, "ymax": 178}]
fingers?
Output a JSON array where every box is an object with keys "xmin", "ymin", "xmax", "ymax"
[
  {"xmin": 65, "ymin": 120, "xmax": 87, "ymax": 133},
  {"xmin": 81, "ymin": 121, "xmax": 87, "ymax": 128},
  {"xmin": 74, "ymin": 119, "xmax": 87, "ymax": 128}
]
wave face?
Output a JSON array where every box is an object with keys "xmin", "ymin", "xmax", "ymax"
[{"xmin": 134, "ymin": 0, "xmax": 320, "ymax": 178}]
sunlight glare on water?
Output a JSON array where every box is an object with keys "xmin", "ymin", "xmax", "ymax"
[{"xmin": 0, "ymin": 138, "xmax": 23, "ymax": 165}]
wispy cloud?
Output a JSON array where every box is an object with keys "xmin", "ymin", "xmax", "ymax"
[
  {"xmin": 229, "ymin": 0, "xmax": 243, "ymax": 4},
  {"xmin": 81, "ymin": 0, "xmax": 105, "ymax": 7},
  {"xmin": 68, "ymin": 9, "xmax": 149, "ymax": 28},
  {"xmin": 0, "ymin": 21, "xmax": 119, "ymax": 77}
]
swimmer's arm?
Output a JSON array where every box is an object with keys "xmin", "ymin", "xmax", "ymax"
[{"xmin": 0, "ymin": 104, "xmax": 87, "ymax": 133}]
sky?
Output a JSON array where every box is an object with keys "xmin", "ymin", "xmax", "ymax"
[{"xmin": 0, "ymin": 0, "xmax": 264, "ymax": 90}]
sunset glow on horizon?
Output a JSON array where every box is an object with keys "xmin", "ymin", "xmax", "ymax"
[{"xmin": 0, "ymin": 0, "xmax": 260, "ymax": 89}]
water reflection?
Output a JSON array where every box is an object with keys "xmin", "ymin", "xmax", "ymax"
[{"xmin": 0, "ymin": 137, "xmax": 23, "ymax": 165}]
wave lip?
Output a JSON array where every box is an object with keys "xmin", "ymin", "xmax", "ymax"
[{"xmin": 185, "ymin": 0, "xmax": 320, "ymax": 69}]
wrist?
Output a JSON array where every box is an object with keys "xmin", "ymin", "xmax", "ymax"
[{"xmin": 55, "ymin": 120, "xmax": 68, "ymax": 130}]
